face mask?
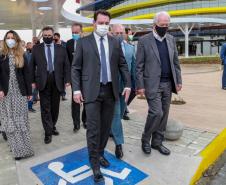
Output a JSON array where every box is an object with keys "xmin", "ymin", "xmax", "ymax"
[
  {"xmin": 43, "ymin": 37, "xmax": 53, "ymax": 45},
  {"xmin": 95, "ymin": 25, "xmax": 109, "ymax": 37},
  {"xmin": 6, "ymin": 39, "xmax": 16, "ymax": 49},
  {"xmin": 72, "ymin": 34, "xmax": 80, "ymax": 41},
  {"xmin": 155, "ymin": 25, "xmax": 168, "ymax": 37},
  {"xmin": 115, "ymin": 35, "xmax": 124, "ymax": 43},
  {"xmin": 128, "ymin": 35, "xmax": 133, "ymax": 41}
]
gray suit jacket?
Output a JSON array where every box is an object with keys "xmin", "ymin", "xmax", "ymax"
[
  {"xmin": 71, "ymin": 33, "xmax": 131, "ymax": 103},
  {"xmin": 136, "ymin": 32, "xmax": 182, "ymax": 99}
]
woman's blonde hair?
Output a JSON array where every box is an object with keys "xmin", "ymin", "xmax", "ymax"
[{"xmin": 2, "ymin": 30, "xmax": 24, "ymax": 68}]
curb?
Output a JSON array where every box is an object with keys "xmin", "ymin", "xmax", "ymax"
[{"xmin": 190, "ymin": 128, "xmax": 226, "ymax": 185}]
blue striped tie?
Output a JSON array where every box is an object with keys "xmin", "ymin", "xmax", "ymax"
[{"xmin": 100, "ymin": 37, "xmax": 108, "ymax": 85}]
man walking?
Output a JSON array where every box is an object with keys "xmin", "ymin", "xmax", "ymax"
[
  {"xmin": 71, "ymin": 10, "xmax": 131, "ymax": 183},
  {"xmin": 31, "ymin": 26, "xmax": 70, "ymax": 144},
  {"xmin": 136, "ymin": 11, "xmax": 182, "ymax": 156},
  {"xmin": 111, "ymin": 24, "xmax": 136, "ymax": 159},
  {"xmin": 66, "ymin": 23, "xmax": 86, "ymax": 132}
]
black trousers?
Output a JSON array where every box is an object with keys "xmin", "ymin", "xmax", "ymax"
[
  {"xmin": 85, "ymin": 83, "xmax": 115, "ymax": 169},
  {"xmin": 71, "ymin": 91, "xmax": 81, "ymax": 127},
  {"xmin": 71, "ymin": 91, "xmax": 87, "ymax": 127},
  {"xmin": 39, "ymin": 73, "xmax": 61, "ymax": 136}
]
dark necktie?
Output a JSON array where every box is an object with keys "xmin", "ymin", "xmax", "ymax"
[
  {"xmin": 100, "ymin": 37, "xmax": 108, "ymax": 84},
  {"xmin": 47, "ymin": 45, "xmax": 53, "ymax": 73}
]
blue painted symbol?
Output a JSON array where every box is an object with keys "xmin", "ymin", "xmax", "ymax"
[{"xmin": 31, "ymin": 147, "xmax": 148, "ymax": 185}]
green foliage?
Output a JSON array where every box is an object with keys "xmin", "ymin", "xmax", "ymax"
[{"xmin": 179, "ymin": 56, "xmax": 221, "ymax": 64}]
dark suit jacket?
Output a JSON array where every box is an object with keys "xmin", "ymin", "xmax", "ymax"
[
  {"xmin": 30, "ymin": 43, "xmax": 71, "ymax": 92},
  {"xmin": 71, "ymin": 33, "xmax": 131, "ymax": 103},
  {"xmin": 0, "ymin": 54, "xmax": 32, "ymax": 96},
  {"xmin": 66, "ymin": 39, "xmax": 75, "ymax": 65},
  {"xmin": 136, "ymin": 32, "xmax": 182, "ymax": 98}
]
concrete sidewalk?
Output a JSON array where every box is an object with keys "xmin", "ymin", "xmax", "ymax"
[{"xmin": 0, "ymin": 64, "xmax": 224, "ymax": 185}]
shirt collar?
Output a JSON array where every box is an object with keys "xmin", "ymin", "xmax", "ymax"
[
  {"xmin": 93, "ymin": 32, "xmax": 108, "ymax": 41},
  {"xmin": 44, "ymin": 42, "xmax": 54, "ymax": 47},
  {"xmin": 153, "ymin": 29, "xmax": 166, "ymax": 42}
]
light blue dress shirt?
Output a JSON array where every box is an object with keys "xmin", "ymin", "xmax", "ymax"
[{"xmin": 44, "ymin": 43, "xmax": 55, "ymax": 71}]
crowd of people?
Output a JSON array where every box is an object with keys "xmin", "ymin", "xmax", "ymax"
[{"xmin": 0, "ymin": 10, "xmax": 182, "ymax": 183}]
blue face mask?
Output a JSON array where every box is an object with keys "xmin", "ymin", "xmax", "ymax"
[{"xmin": 72, "ymin": 34, "xmax": 80, "ymax": 41}]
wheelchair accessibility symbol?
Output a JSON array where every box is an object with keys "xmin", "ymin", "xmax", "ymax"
[
  {"xmin": 48, "ymin": 162, "xmax": 131, "ymax": 185},
  {"xmin": 31, "ymin": 147, "xmax": 148, "ymax": 185}
]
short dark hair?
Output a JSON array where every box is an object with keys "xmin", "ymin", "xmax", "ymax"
[
  {"xmin": 125, "ymin": 27, "xmax": 131, "ymax": 34},
  {"xmin": 72, "ymin": 22, "xmax": 83, "ymax": 29},
  {"xmin": 54, "ymin": 32, "xmax": 60, "ymax": 38},
  {"xmin": 42, "ymin": 26, "xmax": 54, "ymax": 33},
  {"xmin": 94, "ymin": 9, "xmax": 111, "ymax": 21}
]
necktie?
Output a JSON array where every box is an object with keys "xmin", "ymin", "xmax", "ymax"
[
  {"xmin": 100, "ymin": 37, "xmax": 108, "ymax": 84},
  {"xmin": 47, "ymin": 45, "xmax": 53, "ymax": 73},
  {"xmin": 74, "ymin": 40, "xmax": 77, "ymax": 51}
]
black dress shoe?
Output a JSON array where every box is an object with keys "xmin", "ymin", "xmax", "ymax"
[
  {"xmin": 29, "ymin": 108, "xmax": 36, "ymax": 113},
  {"xmin": 15, "ymin": 157, "xmax": 22, "ymax": 161},
  {"xmin": 2, "ymin": 131, "xmax": 7, "ymax": 141},
  {"xmin": 52, "ymin": 130, "xmax": 59, "ymax": 136},
  {"xmin": 123, "ymin": 114, "xmax": 130, "ymax": 120},
  {"xmin": 61, "ymin": 96, "xmax": 67, "ymax": 101},
  {"xmin": 151, "ymin": 144, "xmax": 171, "ymax": 155},
  {"xmin": 99, "ymin": 156, "xmax": 110, "ymax": 168},
  {"xmin": 115, "ymin": 144, "xmax": 123, "ymax": 159},
  {"xmin": 73, "ymin": 125, "xmax": 80, "ymax": 132},
  {"xmin": 83, "ymin": 122, "xmax": 87, "ymax": 129},
  {"xmin": 44, "ymin": 135, "xmax": 52, "ymax": 144},
  {"xmin": 93, "ymin": 168, "xmax": 104, "ymax": 183},
  {"xmin": 142, "ymin": 141, "xmax": 151, "ymax": 154}
]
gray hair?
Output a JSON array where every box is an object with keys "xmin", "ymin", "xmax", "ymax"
[
  {"xmin": 112, "ymin": 24, "xmax": 125, "ymax": 32},
  {"xmin": 153, "ymin": 11, "xmax": 170, "ymax": 24}
]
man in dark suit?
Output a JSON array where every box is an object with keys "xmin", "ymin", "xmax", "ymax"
[
  {"xmin": 71, "ymin": 10, "xmax": 131, "ymax": 183},
  {"xmin": 66, "ymin": 23, "xmax": 86, "ymax": 132},
  {"xmin": 136, "ymin": 11, "xmax": 182, "ymax": 156},
  {"xmin": 31, "ymin": 26, "xmax": 70, "ymax": 144}
]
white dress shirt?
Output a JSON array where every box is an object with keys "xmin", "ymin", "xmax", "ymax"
[{"xmin": 153, "ymin": 30, "xmax": 166, "ymax": 42}]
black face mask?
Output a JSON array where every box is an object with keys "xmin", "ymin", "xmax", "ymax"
[
  {"xmin": 43, "ymin": 37, "xmax": 53, "ymax": 44},
  {"xmin": 155, "ymin": 25, "xmax": 168, "ymax": 37}
]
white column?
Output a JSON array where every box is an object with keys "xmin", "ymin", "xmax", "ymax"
[
  {"xmin": 178, "ymin": 24, "xmax": 194, "ymax": 58},
  {"xmin": 53, "ymin": 0, "xmax": 59, "ymax": 32},
  {"xmin": 30, "ymin": 2, "xmax": 36, "ymax": 37}
]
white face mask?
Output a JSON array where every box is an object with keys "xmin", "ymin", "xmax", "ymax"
[
  {"xmin": 6, "ymin": 39, "xmax": 16, "ymax": 49},
  {"xmin": 95, "ymin": 25, "xmax": 109, "ymax": 37}
]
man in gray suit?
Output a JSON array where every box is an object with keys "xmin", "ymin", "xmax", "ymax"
[
  {"xmin": 136, "ymin": 11, "xmax": 182, "ymax": 156},
  {"xmin": 71, "ymin": 10, "xmax": 131, "ymax": 183}
]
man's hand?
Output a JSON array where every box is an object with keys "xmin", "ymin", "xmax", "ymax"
[
  {"xmin": 32, "ymin": 83, "xmax": 36, "ymax": 89},
  {"xmin": 136, "ymin": 89, "xmax": 145, "ymax": 96},
  {"xmin": 176, "ymin": 84, "xmax": 182, "ymax": 92},
  {"xmin": 73, "ymin": 93, "xmax": 84, "ymax": 104},
  {"xmin": 122, "ymin": 88, "xmax": 131, "ymax": 103},
  {"xmin": 0, "ymin": 91, "xmax": 5, "ymax": 100}
]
